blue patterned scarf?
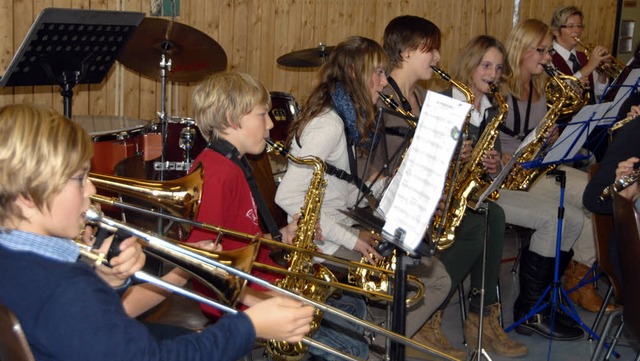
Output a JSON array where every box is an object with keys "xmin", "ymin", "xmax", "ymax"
[
  {"xmin": 330, "ymin": 83, "xmax": 379, "ymax": 151},
  {"xmin": 331, "ymin": 83, "xmax": 361, "ymax": 145}
]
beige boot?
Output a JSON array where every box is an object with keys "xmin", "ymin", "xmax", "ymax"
[
  {"xmin": 563, "ymin": 260, "xmax": 617, "ymax": 313},
  {"xmin": 407, "ymin": 310, "xmax": 468, "ymax": 360},
  {"xmin": 463, "ymin": 304, "xmax": 528, "ymax": 358}
]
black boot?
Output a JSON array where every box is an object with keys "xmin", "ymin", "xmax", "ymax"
[
  {"xmin": 556, "ymin": 250, "xmax": 582, "ymax": 330},
  {"xmin": 513, "ymin": 249, "xmax": 584, "ymax": 340}
]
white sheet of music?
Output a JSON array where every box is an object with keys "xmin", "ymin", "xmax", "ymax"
[
  {"xmin": 604, "ymin": 68, "xmax": 640, "ymax": 121},
  {"xmin": 378, "ymin": 91, "xmax": 471, "ymax": 252},
  {"xmin": 542, "ymin": 103, "xmax": 607, "ymax": 163}
]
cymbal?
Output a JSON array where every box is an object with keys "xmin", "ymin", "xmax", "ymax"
[
  {"xmin": 277, "ymin": 44, "xmax": 335, "ymax": 68},
  {"xmin": 118, "ymin": 18, "xmax": 227, "ymax": 83}
]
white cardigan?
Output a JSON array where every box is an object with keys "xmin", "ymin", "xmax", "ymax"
[{"xmin": 275, "ymin": 109, "xmax": 382, "ymax": 256}]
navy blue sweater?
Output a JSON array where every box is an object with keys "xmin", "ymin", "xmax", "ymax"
[{"xmin": 0, "ymin": 245, "xmax": 255, "ymax": 361}]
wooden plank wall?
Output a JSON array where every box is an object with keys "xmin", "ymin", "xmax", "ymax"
[{"xmin": 0, "ymin": 0, "xmax": 618, "ymax": 122}]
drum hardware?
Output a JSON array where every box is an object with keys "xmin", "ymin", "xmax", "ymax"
[
  {"xmin": 116, "ymin": 18, "xmax": 227, "ymax": 83},
  {"xmin": 277, "ymin": 42, "xmax": 335, "ymax": 68},
  {"xmin": 72, "ymin": 115, "xmax": 148, "ymax": 175},
  {"xmin": 267, "ymin": 92, "xmax": 301, "ymax": 184}
]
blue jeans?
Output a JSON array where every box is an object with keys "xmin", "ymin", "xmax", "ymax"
[{"xmin": 308, "ymin": 292, "xmax": 369, "ymax": 360}]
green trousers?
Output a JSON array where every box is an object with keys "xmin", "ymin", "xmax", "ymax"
[{"xmin": 437, "ymin": 201, "xmax": 506, "ymax": 310}]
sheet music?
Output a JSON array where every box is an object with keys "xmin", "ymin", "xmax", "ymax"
[
  {"xmin": 603, "ymin": 69, "xmax": 640, "ymax": 121},
  {"xmin": 542, "ymin": 103, "xmax": 608, "ymax": 163},
  {"xmin": 378, "ymin": 91, "xmax": 471, "ymax": 252},
  {"xmin": 476, "ymin": 149, "xmax": 522, "ymax": 207}
]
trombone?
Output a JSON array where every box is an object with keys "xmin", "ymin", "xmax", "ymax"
[
  {"xmin": 82, "ymin": 206, "xmax": 457, "ymax": 361},
  {"xmin": 91, "ymin": 193, "xmax": 424, "ymax": 305}
]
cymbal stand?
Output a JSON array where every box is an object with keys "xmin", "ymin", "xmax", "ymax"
[
  {"xmin": 158, "ymin": 51, "xmax": 172, "ymax": 182},
  {"xmin": 156, "ymin": 51, "xmax": 172, "ymax": 236}
]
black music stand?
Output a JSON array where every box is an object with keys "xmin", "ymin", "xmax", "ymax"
[{"xmin": 0, "ymin": 8, "xmax": 145, "ymax": 118}]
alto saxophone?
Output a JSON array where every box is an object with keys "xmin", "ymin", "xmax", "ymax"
[
  {"xmin": 430, "ymin": 66, "xmax": 475, "ymax": 251},
  {"xmin": 451, "ymin": 83, "xmax": 508, "ymax": 213},
  {"xmin": 265, "ymin": 139, "xmax": 337, "ymax": 361},
  {"xmin": 501, "ymin": 64, "xmax": 584, "ymax": 191}
]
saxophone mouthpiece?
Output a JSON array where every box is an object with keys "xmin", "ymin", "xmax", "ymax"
[
  {"xmin": 431, "ymin": 66, "xmax": 451, "ymax": 81},
  {"xmin": 542, "ymin": 63, "xmax": 556, "ymax": 77},
  {"xmin": 265, "ymin": 138, "xmax": 288, "ymax": 156}
]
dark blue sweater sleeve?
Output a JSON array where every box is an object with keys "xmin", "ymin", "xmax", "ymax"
[{"xmin": 13, "ymin": 262, "xmax": 256, "ymax": 361}]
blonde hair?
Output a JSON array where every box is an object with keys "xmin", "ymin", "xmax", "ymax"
[
  {"xmin": 550, "ymin": 5, "xmax": 583, "ymax": 34},
  {"xmin": 505, "ymin": 19, "xmax": 551, "ymax": 100},
  {"xmin": 453, "ymin": 35, "xmax": 511, "ymax": 98},
  {"xmin": 192, "ymin": 71, "xmax": 271, "ymax": 142},
  {"xmin": 0, "ymin": 104, "xmax": 93, "ymax": 224}
]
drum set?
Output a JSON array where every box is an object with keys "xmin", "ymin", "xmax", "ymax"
[{"xmin": 73, "ymin": 17, "xmax": 333, "ymax": 181}]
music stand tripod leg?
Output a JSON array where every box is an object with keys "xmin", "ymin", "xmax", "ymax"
[
  {"xmin": 390, "ymin": 228, "xmax": 408, "ymax": 361},
  {"xmin": 468, "ymin": 201, "xmax": 493, "ymax": 361},
  {"xmin": 504, "ymin": 170, "xmax": 616, "ymax": 359}
]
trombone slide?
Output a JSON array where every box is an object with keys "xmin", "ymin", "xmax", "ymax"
[{"xmin": 84, "ymin": 208, "xmax": 457, "ymax": 361}]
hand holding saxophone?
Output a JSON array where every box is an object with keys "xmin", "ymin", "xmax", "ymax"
[
  {"xmin": 628, "ymin": 105, "xmax": 640, "ymax": 119},
  {"xmin": 279, "ymin": 213, "xmax": 324, "ymax": 245},
  {"xmin": 354, "ymin": 229, "xmax": 382, "ymax": 264},
  {"xmin": 244, "ymin": 296, "xmax": 315, "ymax": 343},
  {"xmin": 482, "ymin": 149, "xmax": 502, "ymax": 176},
  {"xmin": 615, "ymin": 157, "xmax": 640, "ymax": 201},
  {"xmin": 460, "ymin": 139, "xmax": 473, "ymax": 163}
]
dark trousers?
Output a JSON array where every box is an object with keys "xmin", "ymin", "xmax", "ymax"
[{"xmin": 438, "ymin": 201, "xmax": 506, "ymax": 309}]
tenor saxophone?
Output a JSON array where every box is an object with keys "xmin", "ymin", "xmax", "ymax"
[
  {"xmin": 265, "ymin": 139, "xmax": 337, "ymax": 361},
  {"xmin": 430, "ymin": 66, "xmax": 475, "ymax": 251}
]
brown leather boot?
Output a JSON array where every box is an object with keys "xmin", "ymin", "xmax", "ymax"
[
  {"xmin": 407, "ymin": 310, "xmax": 468, "ymax": 360},
  {"xmin": 464, "ymin": 304, "xmax": 528, "ymax": 358},
  {"xmin": 563, "ymin": 260, "xmax": 617, "ymax": 313}
]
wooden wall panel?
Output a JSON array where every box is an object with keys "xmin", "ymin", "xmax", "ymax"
[{"xmin": 0, "ymin": 0, "xmax": 619, "ymax": 122}]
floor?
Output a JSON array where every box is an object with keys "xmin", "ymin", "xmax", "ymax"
[{"xmin": 144, "ymin": 227, "xmax": 640, "ymax": 361}]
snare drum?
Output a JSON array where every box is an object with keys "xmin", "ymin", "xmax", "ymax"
[
  {"xmin": 269, "ymin": 92, "xmax": 300, "ymax": 142},
  {"xmin": 144, "ymin": 116, "xmax": 207, "ymax": 177},
  {"xmin": 73, "ymin": 115, "xmax": 148, "ymax": 174}
]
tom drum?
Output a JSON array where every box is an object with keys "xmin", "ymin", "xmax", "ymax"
[{"xmin": 73, "ymin": 115, "xmax": 148, "ymax": 175}]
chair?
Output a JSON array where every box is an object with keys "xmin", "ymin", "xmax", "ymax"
[
  {"xmin": 591, "ymin": 192, "xmax": 640, "ymax": 360},
  {"xmin": 247, "ymin": 150, "xmax": 288, "ymax": 229},
  {"xmin": 587, "ymin": 164, "xmax": 622, "ymax": 342},
  {"xmin": 508, "ymin": 224, "xmax": 534, "ymax": 274},
  {"xmin": 0, "ymin": 304, "xmax": 35, "ymax": 361}
]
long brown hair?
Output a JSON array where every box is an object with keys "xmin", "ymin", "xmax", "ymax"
[{"xmin": 287, "ymin": 36, "xmax": 388, "ymax": 148}]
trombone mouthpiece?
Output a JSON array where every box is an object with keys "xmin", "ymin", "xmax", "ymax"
[{"xmin": 85, "ymin": 205, "xmax": 103, "ymax": 222}]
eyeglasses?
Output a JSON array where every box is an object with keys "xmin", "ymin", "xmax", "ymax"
[
  {"xmin": 69, "ymin": 171, "xmax": 89, "ymax": 188},
  {"xmin": 560, "ymin": 24, "xmax": 585, "ymax": 30},
  {"xmin": 535, "ymin": 47, "xmax": 556, "ymax": 56}
]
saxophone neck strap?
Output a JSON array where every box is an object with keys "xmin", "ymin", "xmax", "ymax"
[
  {"xmin": 386, "ymin": 76, "xmax": 413, "ymax": 113},
  {"xmin": 207, "ymin": 138, "xmax": 282, "ymax": 242},
  {"xmin": 500, "ymin": 82, "xmax": 533, "ymax": 140}
]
